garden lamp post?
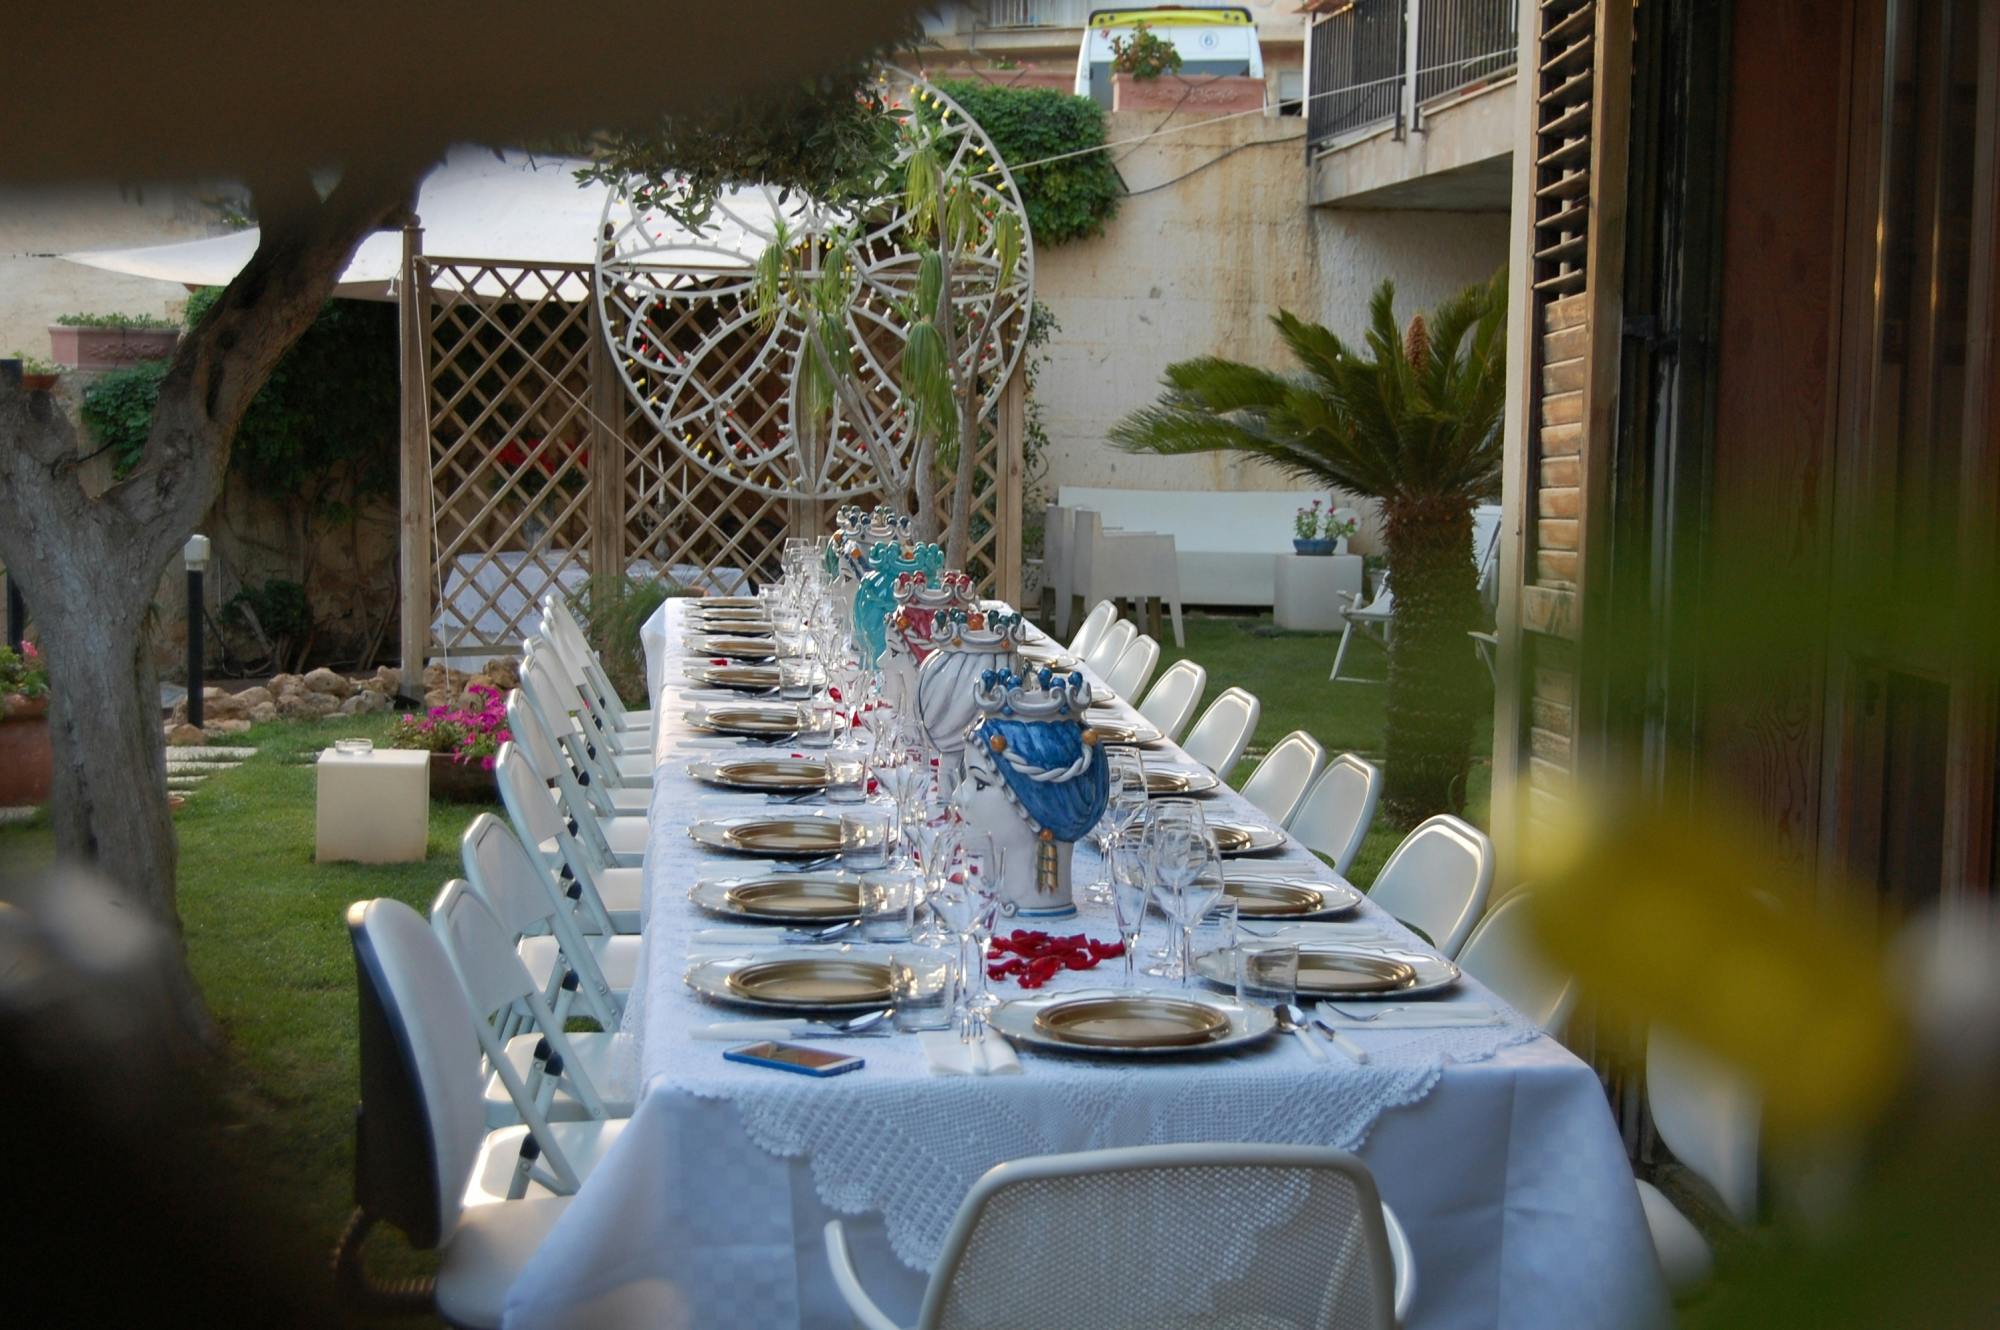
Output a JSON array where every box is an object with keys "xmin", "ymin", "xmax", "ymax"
[
  {"xmin": 184, "ymin": 534, "xmax": 210, "ymax": 730},
  {"xmin": 5, "ymin": 576, "xmax": 22, "ymax": 651}
]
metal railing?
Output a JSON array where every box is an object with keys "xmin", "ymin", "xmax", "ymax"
[
  {"xmin": 1308, "ymin": 0, "xmax": 1517, "ymax": 153},
  {"xmin": 980, "ymin": 0, "xmax": 1094, "ymax": 28}
]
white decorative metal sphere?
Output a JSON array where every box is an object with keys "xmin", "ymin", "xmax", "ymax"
[{"xmin": 592, "ymin": 69, "xmax": 1036, "ymax": 501}]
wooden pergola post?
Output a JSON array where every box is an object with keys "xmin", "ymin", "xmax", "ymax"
[
  {"xmin": 397, "ymin": 217, "xmax": 433, "ymax": 695},
  {"xmin": 995, "ymin": 367, "xmax": 1026, "ymax": 607}
]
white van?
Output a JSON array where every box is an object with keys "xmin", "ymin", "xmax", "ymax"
[{"xmin": 1074, "ymin": 7, "xmax": 1265, "ymax": 108}]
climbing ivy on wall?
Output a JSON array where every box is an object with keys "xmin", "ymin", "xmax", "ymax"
[{"xmin": 933, "ymin": 80, "xmax": 1123, "ymax": 246}]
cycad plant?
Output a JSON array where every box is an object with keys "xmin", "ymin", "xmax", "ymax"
[{"xmin": 1110, "ymin": 276, "xmax": 1506, "ymax": 820}]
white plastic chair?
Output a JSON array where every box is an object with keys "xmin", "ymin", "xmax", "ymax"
[
  {"xmin": 1071, "ymin": 508, "xmax": 1186, "ymax": 647},
  {"xmin": 495, "ymin": 744, "xmax": 641, "ymax": 934},
  {"xmin": 504, "ymin": 677, "xmax": 648, "ymax": 871},
  {"xmin": 1181, "ymin": 686, "xmax": 1261, "ymax": 781},
  {"xmin": 508, "ymin": 689, "xmax": 647, "ymax": 818},
  {"xmin": 431, "ymin": 879, "xmax": 630, "ymax": 1128},
  {"xmin": 522, "ymin": 646, "xmax": 654, "ymax": 786},
  {"xmin": 1044, "ymin": 503, "xmax": 1076, "ymax": 635},
  {"xmin": 340, "ymin": 898, "xmax": 626, "ymax": 1328},
  {"xmin": 1638, "ymin": 1028, "xmax": 1761, "ymax": 1295},
  {"xmin": 1239, "ymin": 730, "xmax": 1327, "ymax": 825},
  {"xmin": 1083, "ymin": 618, "xmax": 1137, "ymax": 678},
  {"xmin": 1102, "ymin": 633, "xmax": 1161, "ymax": 702},
  {"xmin": 824, "ymin": 1143, "xmax": 1413, "ymax": 1330},
  {"xmin": 1288, "ymin": 754, "xmax": 1382, "ymax": 876},
  {"xmin": 1455, "ymin": 890, "xmax": 1575, "ymax": 1032},
  {"xmin": 1367, "ymin": 814, "xmax": 1494, "ymax": 957},
  {"xmin": 1067, "ymin": 598, "xmax": 1118, "ymax": 659},
  {"xmin": 1136, "ymin": 659, "xmax": 1207, "ymax": 744},
  {"xmin": 459, "ymin": 812, "xmax": 634, "ymax": 1030},
  {"xmin": 541, "ymin": 594, "xmax": 652, "ymax": 732},
  {"xmin": 1330, "ymin": 577, "xmax": 1394, "ymax": 682}
]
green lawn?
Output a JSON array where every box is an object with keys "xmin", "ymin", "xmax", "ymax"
[{"xmin": 0, "ymin": 613, "xmax": 1491, "ymax": 1308}]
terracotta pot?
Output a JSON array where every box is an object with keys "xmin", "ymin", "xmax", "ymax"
[
  {"xmin": 428, "ymin": 751, "xmax": 497, "ymax": 803},
  {"xmin": 47, "ymin": 323, "xmax": 181, "ymax": 370},
  {"xmin": 0, "ymin": 695, "xmax": 55, "ymax": 806},
  {"xmin": 20, "ymin": 373, "xmax": 59, "ymax": 393},
  {"xmin": 1112, "ymin": 73, "xmax": 1266, "ymax": 113}
]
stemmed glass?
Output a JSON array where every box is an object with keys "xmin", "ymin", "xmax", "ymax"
[
  {"xmin": 932, "ymin": 830, "xmax": 1001, "ymax": 1040},
  {"xmin": 1141, "ymin": 800, "xmax": 1207, "ymax": 979},
  {"xmin": 956, "ymin": 831, "xmax": 1006, "ymax": 1036},
  {"xmin": 1174, "ymin": 844, "xmax": 1227, "ymax": 990},
  {"xmin": 1081, "ymin": 748, "xmax": 1148, "ymax": 908},
  {"xmin": 1108, "ymin": 838, "xmax": 1152, "ymax": 990}
]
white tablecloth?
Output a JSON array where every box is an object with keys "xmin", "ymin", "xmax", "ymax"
[{"xmin": 506, "ymin": 600, "xmax": 1668, "ymax": 1329}]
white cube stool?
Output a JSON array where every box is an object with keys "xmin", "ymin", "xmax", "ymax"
[
  {"xmin": 315, "ymin": 746, "xmax": 430, "ymax": 863},
  {"xmin": 1274, "ymin": 553, "xmax": 1365, "ymax": 631}
]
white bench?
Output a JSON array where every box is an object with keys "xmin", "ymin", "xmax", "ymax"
[{"xmin": 1057, "ymin": 486, "xmax": 1316, "ymax": 607}]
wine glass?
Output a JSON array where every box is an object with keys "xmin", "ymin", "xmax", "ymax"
[
  {"xmin": 1108, "ymin": 838, "xmax": 1152, "ymax": 989},
  {"xmin": 1080, "ymin": 747, "xmax": 1147, "ymax": 908},
  {"xmin": 955, "ymin": 831, "xmax": 1006, "ymax": 1036},
  {"xmin": 1142, "ymin": 805, "xmax": 1207, "ymax": 979},
  {"xmin": 1176, "ymin": 843, "xmax": 1227, "ymax": 990}
]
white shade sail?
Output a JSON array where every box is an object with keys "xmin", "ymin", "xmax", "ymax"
[{"xmin": 60, "ymin": 147, "xmax": 778, "ymax": 302}]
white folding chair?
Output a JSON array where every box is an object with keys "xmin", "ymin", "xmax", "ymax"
[
  {"xmin": 1367, "ymin": 814, "xmax": 1494, "ymax": 957},
  {"xmin": 1136, "ymin": 658, "xmax": 1207, "ymax": 744},
  {"xmin": 540, "ymin": 594, "xmax": 653, "ymax": 734},
  {"xmin": 340, "ymin": 898, "xmax": 626, "ymax": 1328},
  {"xmin": 1067, "ymin": 598, "xmax": 1119, "ymax": 659},
  {"xmin": 1181, "ymin": 686, "xmax": 1261, "ymax": 781},
  {"xmin": 1331, "ymin": 576, "xmax": 1394, "ymax": 682},
  {"xmin": 431, "ymin": 879, "xmax": 631, "ymax": 1127},
  {"xmin": 1044, "ymin": 503, "xmax": 1076, "ymax": 636},
  {"xmin": 1638, "ymin": 1028, "xmax": 1761, "ymax": 1295},
  {"xmin": 1239, "ymin": 730, "xmax": 1326, "ymax": 826},
  {"xmin": 522, "ymin": 647, "xmax": 654, "ymax": 786},
  {"xmin": 1288, "ymin": 754, "xmax": 1382, "ymax": 876},
  {"xmin": 459, "ymin": 813, "xmax": 634, "ymax": 1029},
  {"xmin": 508, "ymin": 689, "xmax": 647, "ymax": 818},
  {"xmin": 1070, "ymin": 508, "xmax": 1186, "ymax": 648},
  {"xmin": 1102, "ymin": 633, "xmax": 1160, "ymax": 702},
  {"xmin": 825, "ymin": 1143, "xmax": 1413, "ymax": 1330},
  {"xmin": 1455, "ymin": 890, "xmax": 1575, "ymax": 1032},
  {"xmin": 506, "ymin": 692, "xmax": 651, "ymax": 858},
  {"xmin": 494, "ymin": 744, "xmax": 642, "ymax": 934},
  {"xmin": 1083, "ymin": 618, "xmax": 1137, "ymax": 678}
]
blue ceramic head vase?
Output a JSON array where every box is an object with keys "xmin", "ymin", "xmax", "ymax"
[
  {"xmin": 968, "ymin": 668, "xmax": 1110, "ymax": 843},
  {"xmin": 854, "ymin": 537, "xmax": 941, "ymax": 664}
]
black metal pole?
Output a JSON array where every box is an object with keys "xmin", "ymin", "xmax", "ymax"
[
  {"xmin": 186, "ymin": 566, "xmax": 204, "ymax": 729},
  {"xmin": 5, "ymin": 578, "xmax": 23, "ymax": 650}
]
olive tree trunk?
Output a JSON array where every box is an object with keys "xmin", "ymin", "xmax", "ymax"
[
  {"xmin": 0, "ymin": 162, "xmax": 423, "ymax": 1053},
  {"xmin": 1379, "ymin": 496, "xmax": 1482, "ymax": 822}
]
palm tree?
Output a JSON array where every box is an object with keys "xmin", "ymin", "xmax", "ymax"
[{"xmin": 1110, "ymin": 276, "xmax": 1506, "ymax": 821}]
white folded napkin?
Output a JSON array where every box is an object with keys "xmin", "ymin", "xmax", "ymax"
[
  {"xmin": 690, "ymin": 1019, "xmax": 804, "ymax": 1042},
  {"xmin": 1311, "ymin": 1002, "xmax": 1503, "ymax": 1030},
  {"xmin": 918, "ymin": 1030, "xmax": 1022, "ymax": 1076},
  {"xmin": 689, "ymin": 927, "xmax": 795, "ymax": 947}
]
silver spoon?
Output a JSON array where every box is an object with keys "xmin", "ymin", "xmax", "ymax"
[
  {"xmin": 782, "ymin": 920, "xmax": 860, "ymax": 944},
  {"xmin": 799, "ymin": 1008, "xmax": 893, "ymax": 1038},
  {"xmin": 1273, "ymin": 1001, "xmax": 1327, "ymax": 1061}
]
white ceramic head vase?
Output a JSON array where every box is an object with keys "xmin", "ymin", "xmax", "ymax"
[
  {"xmin": 951, "ymin": 668, "xmax": 1111, "ymax": 919},
  {"xmin": 915, "ymin": 608, "xmax": 1026, "ymax": 783},
  {"xmin": 878, "ymin": 570, "xmax": 976, "ymax": 717}
]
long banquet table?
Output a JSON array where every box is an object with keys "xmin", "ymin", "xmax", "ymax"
[{"xmin": 504, "ymin": 597, "xmax": 1668, "ymax": 1329}]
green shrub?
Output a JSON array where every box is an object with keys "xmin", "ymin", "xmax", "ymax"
[
  {"xmin": 79, "ymin": 360, "xmax": 170, "ymax": 477},
  {"xmin": 566, "ymin": 575, "xmax": 698, "ymax": 707},
  {"xmin": 933, "ymin": 81, "xmax": 1123, "ymax": 245},
  {"xmin": 55, "ymin": 311, "xmax": 179, "ymax": 330}
]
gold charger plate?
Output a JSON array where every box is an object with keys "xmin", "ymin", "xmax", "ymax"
[
  {"xmin": 1293, "ymin": 950, "xmax": 1419, "ymax": 994},
  {"xmin": 721, "ymin": 877, "xmax": 862, "ymax": 919},
  {"xmin": 689, "ymin": 705, "xmax": 803, "ymax": 736},
  {"xmin": 724, "ymin": 957, "xmax": 893, "ymax": 1005},
  {"xmin": 1210, "ymin": 822, "xmax": 1287, "ymax": 855},
  {"xmin": 1031, "ymin": 995, "xmax": 1231, "ymax": 1049},
  {"xmin": 691, "ymin": 756, "xmax": 831, "ymax": 790},
  {"xmin": 722, "ymin": 817, "xmax": 844, "ymax": 854},
  {"xmin": 1144, "ymin": 769, "xmax": 1220, "ymax": 796},
  {"xmin": 687, "ymin": 663, "xmax": 780, "ymax": 691},
  {"xmin": 1224, "ymin": 879, "xmax": 1329, "ymax": 917},
  {"xmin": 698, "ymin": 596, "xmax": 763, "ymax": 609},
  {"xmin": 695, "ymin": 635, "xmax": 779, "ymax": 659}
]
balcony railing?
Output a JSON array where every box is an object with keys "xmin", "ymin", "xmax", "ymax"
[
  {"xmin": 1307, "ymin": 0, "xmax": 1518, "ymax": 152},
  {"xmin": 980, "ymin": 0, "xmax": 1094, "ymax": 28}
]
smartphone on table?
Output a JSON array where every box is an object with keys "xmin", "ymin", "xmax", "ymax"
[{"xmin": 723, "ymin": 1041, "xmax": 865, "ymax": 1077}]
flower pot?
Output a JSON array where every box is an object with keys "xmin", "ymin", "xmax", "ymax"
[
  {"xmin": 428, "ymin": 751, "xmax": 497, "ymax": 803},
  {"xmin": 1293, "ymin": 538, "xmax": 1335, "ymax": 556},
  {"xmin": 47, "ymin": 323, "xmax": 181, "ymax": 370},
  {"xmin": 0, "ymin": 696, "xmax": 55, "ymax": 806}
]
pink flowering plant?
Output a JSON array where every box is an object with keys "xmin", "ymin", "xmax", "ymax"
[
  {"xmin": 387, "ymin": 683, "xmax": 512, "ymax": 770},
  {"xmin": 0, "ymin": 641, "xmax": 49, "ymax": 718}
]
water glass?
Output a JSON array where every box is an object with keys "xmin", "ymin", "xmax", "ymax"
[
  {"xmin": 839, "ymin": 802, "xmax": 895, "ymax": 873},
  {"xmin": 1107, "ymin": 839, "xmax": 1152, "ymax": 989},
  {"xmin": 890, "ymin": 944, "xmax": 957, "ymax": 1032},
  {"xmin": 777, "ymin": 656, "xmax": 815, "ymax": 701},
  {"xmin": 1234, "ymin": 941, "xmax": 1299, "ymax": 1005},
  {"xmin": 859, "ymin": 866, "xmax": 920, "ymax": 943},
  {"xmin": 824, "ymin": 753, "xmax": 867, "ymax": 804},
  {"xmin": 1187, "ymin": 898, "xmax": 1239, "ymax": 992}
]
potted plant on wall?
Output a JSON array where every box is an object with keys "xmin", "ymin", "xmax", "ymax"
[
  {"xmin": 0, "ymin": 641, "xmax": 53, "ymax": 806},
  {"xmin": 10, "ymin": 353, "xmax": 62, "ymax": 393},
  {"xmin": 1293, "ymin": 500, "xmax": 1334, "ymax": 555},
  {"xmin": 48, "ymin": 312, "xmax": 182, "ymax": 370}
]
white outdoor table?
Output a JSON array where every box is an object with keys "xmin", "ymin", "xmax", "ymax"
[
  {"xmin": 314, "ymin": 746, "xmax": 428, "ymax": 863},
  {"xmin": 504, "ymin": 599, "xmax": 1668, "ymax": 1330},
  {"xmin": 1274, "ymin": 551, "xmax": 1366, "ymax": 631}
]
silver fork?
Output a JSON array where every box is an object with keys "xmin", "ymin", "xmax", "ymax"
[{"xmin": 1323, "ymin": 1003, "xmax": 1404, "ymax": 1022}]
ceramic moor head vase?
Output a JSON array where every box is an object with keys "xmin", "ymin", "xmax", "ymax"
[
  {"xmin": 854, "ymin": 538, "xmax": 942, "ymax": 666},
  {"xmin": 878, "ymin": 570, "xmax": 976, "ymax": 717},
  {"xmin": 952, "ymin": 668, "xmax": 1111, "ymax": 919},
  {"xmin": 914, "ymin": 607, "xmax": 1025, "ymax": 784}
]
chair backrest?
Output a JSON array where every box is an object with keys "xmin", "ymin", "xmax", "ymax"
[
  {"xmin": 507, "ymin": 687, "xmax": 618, "ymax": 865},
  {"xmin": 1103, "ymin": 633, "xmax": 1160, "ymax": 701},
  {"xmin": 1137, "ymin": 659, "xmax": 1207, "ymax": 743},
  {"xmin": 1084, "ymin": 619, "xmax": 1136, "ymax": 677},
  {"xmin": 346, "ymin": 897, "xmax": 485, "ymax": 1247},
  {"xmin": 460, "ymin": 812, "xmax": 623, "ymax": 1029},
  {"xmin": 432, "ymin": 879, "xmax": 608, "ymax": 1127},
  {"xmin": 1239, "ymin": 730, "xmax": 1327, "ymax": 825},
  {"xmin": 494, "ymin": 743, "xmax": 617, "ymax": 937},
  {"xmin": 920, "ymin": 1143, "xmax": 1395, "ymax": 1330},
  {"xmin": 1367, "ymin": 814, "xmax": 1495, "ymax": 957},
  {"xmin": 1648, "ymin": 1027, "xmax": 1761, "ymax": 1224},
  {"xmin": 1455, "ymin": 890, "xmax": 1575, "ymax": 1032},
  {"xmin": 1289, "ymin": 754, "xmax": 1382, "ymax": 875},
  {"xmin": 1181, "ymin": 686, "xmax": 1261, "ymax": 780},
  {"xmin": 1044, "ymin": 503, "xmax": 1074, "ymax": 600},
  {"xmin": 1068, "ymin": 597, "xmax": 1118, "ymax": 658}
]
